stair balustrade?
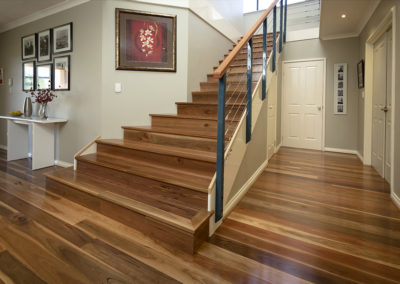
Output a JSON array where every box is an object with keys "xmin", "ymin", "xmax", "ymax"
[{"xmin": 212, "ymin": 0, "xmax": 287, "ymax": 222}]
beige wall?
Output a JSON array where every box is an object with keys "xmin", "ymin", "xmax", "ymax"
[
  {"xmin": 358, "ymin": 1, "xmax": 400, "ymax": 199},
  {"xmin": 0, "ymin": 0, "xmax": 236, "ymax": 163},
  {"xmin": 0, "ymin": 1, "xmax": 103, "ymax": 162},
  {"xmin": 278, "ymin": 37, "xmax": 360, "ymax": 150},
  {"xmin": 187, "ymin": 10, "xmax": 233, "ymax": 101}
]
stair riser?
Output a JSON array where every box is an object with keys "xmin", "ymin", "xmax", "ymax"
[
  {"xmin": 199, "ymin": 82, "xmax": 257, "ymax": 91},
  {"xmin": 46, "ymin": 178, "xmax": 208, "ymax": 254},
  {"xmin": 225, "ymin": 52, "xmax": 265, "ymax": 60},
  {"xmin": 151, "ymin": 116, "xmax": 237, "ymax": 136},
  {"xmin": 219, "ymin": 58, "xmax": 263, "ymax": 65},
  {"xmin": 177, "ymin": 104, "xmax": 245, "ymax": 121},
  {"xmin": 76, "ymin": 158, "xmax": 210, "ymax": 193},
  {"xmin": 215, "ymin": 65, "xmax": 263, "ymax": 73},
  {"xmin": 97, "ymin": 143, "xmax": 216, "ymax": 174},
  {"xmin": 231, "ymin": 47, "xmax": 273, "ymax": 55},
  {"xmin": 192, "ymin": 93, "xmax": 244, "ymax": 103},
  {"xmin": 124, "ymin": 129, "xmax": 217, "ymax": 152},
  {"xmin": 207, "ymin": 73, "xmax": 261, "ymax": 83}
]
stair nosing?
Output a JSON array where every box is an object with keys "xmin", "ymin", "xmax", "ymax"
[{"xmin": 122, "ymin": 126, "xmax": 220, "ymax": 140}]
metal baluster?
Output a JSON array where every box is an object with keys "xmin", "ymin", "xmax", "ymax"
[
  {"xmin": 272, "ymin": 6, "xmax": 277, "ymax": 72},
  {"xmin": 215, "ymin": 74, "xmax": 226, "ymax": 222},
  {"xmin": 284, "ymin": 0, "xmax": 288, "ymax": 43},
  {"xmin": 246, "ymin": 38, "xmax": 253, "ymax": 143},
  {"xmin": 279, "ymin": 0, "xmax": 283, "ymax": 52},
  {"xmin": 262, "ymin": 19, "xmax": 267, "ymax": 100}
]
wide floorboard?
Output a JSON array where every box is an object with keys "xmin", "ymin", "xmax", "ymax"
[{"xmin": 0, "ymin": 147, "xmax": 399, "ymax": 283}]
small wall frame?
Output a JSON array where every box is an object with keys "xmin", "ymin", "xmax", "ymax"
[
  {"xmin": 334, "ymin": 63, "xmax": 347, "ymax": 115},
  {"xmin": 53, "ymin": 56, "xmax": 70, "ymax": 91},
  {"xmin": 23, "ymin": 61, "xmax": 36, "ymax": 91}
]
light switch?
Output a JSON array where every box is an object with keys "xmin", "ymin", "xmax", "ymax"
[
  {"xmin": 8, "ymin": 78, "xmax": 13, "ymax": 87},
  {"xmin": 115, "ymin": 82, "xmax": 121, "ymax": 93}
]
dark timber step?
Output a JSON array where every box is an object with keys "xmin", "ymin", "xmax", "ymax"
[
  {"xmin": 45, "ymin": 168, "xmax": 211, "ymax": 254},
  {"xmin": 123, "ymin": 126, "xmax": 217, "ymax": 152},
  {"xmin": 75, "ymin": 152, "xmax": 214, "ymax": 193}
]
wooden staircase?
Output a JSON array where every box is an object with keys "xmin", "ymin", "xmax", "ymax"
[{"xmin": 44, "ymin": 33, "xmax": 274, "ymax": 254}]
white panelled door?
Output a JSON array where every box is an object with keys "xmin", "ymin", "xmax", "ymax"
[
  {"xmin": 372, "ymin": 29, "xmax": 392, "ymax": 182},
  {"xmin": 282, "ymin": 60, "xmax": 324, "ymax": 150}
]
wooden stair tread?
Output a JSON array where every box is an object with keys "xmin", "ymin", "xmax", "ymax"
[
  {"xmin": 122, "ymin": 126, "xmax": 226, "ymax": 140},
  {"xmin": 150, "ymin": 113, "xmax": 240, "ymax": 122},
  {"xmin": 176, "ymin": 102, "xmax": 246, "ymax": 106},
  {"xmin": 44, "ymin": 168, "xmax": 212, "ymax": 233},
  {"xmin": 97, "ymin": 139, "xmax": 216, "ymax": 162},
  {"xmin": 77, "ymin": 152, "xmax": 212, "ymax": 193}
]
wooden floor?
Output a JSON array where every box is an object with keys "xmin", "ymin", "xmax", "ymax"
[{"xmin": 0, "ymin": 147, "xmax": 399, "ymax": 283}]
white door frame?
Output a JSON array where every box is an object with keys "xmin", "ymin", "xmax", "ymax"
[
  {"xmin": 363, "ymin": 6, "xmax": 396, "ymax": 190},
  {"xmin": 281, "ymin": 58, "xmax": 327, "ymax": 150}
]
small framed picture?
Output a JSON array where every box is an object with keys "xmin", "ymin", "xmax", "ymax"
[
  {"xmin": 357, "ymin": 60, "xmax": 365, "ymax": 89},
  {"xmin": 338, "ymin": 89, "xmax": 343, "ymax": 96},
  {"xmin": 338, "ymin": 73, "xmax": 343, "ymax": 81},
  {"xmin": 52, "ymin": 23, "xmax": 73, "ymax": 54},
  {"xmin": 337, "ymin": 105, "xmax": 344, "ymax": 113},
  {"xmin": 0, "ymin": 68, "xmax": 3, "ymax": 85},
  {"xmin": 38, "ymin": 29, "xmax": 52, "ymax": 62},
  {"xmin": 21, "ymin": 34, "xmax": 37, "ymax": 60},
  {"xmin": 338, "ymin": 81, "xmax": 343, "ymax": 88},
  {"xmin": 53, "ymin": 56, "xmax": 70, "ymax": 91},
  {"xmin": 23, "ymin": 61, "xmax": 36, "ymax": 91},
  {"xmin": 36, "ymin": 64, "xmax": 53, "ymax": 90}
]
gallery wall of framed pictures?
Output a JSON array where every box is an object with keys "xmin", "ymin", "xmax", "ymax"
[{"xmin": 21, "ymin": 22, "xmax": 72, "ymax": 91}]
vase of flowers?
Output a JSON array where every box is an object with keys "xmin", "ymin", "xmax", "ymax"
[{"xmin": 28, "ymin": 83, "xmax": 56, "ymax": 119}]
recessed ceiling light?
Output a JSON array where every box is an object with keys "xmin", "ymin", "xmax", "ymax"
[{"xmin": 341, "ymin": 14, "xmax": 347, "ymax": 19}]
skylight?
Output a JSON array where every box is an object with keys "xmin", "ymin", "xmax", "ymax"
[{"xmin": 243, "ymin": 0, "xmax": 307, "ymax": 13}]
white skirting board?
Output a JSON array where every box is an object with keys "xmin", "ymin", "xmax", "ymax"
[
  {"xmin": 223, "ymin": 159, "xmax": 269, "ymax": 218},
  {"xmin": 324, "ymin": 147, "xmax": 358, "ymax": 155},
  {"xmin": 356, "ymin": 151, "xmax": 364, "ymax": 163},
  {"xmin": 55, "ymin": 160, "xmax": 74, "ymax": 168},
  {"xmin": 391, "ymin": 192, "xmax": 400, "ymax": 210},
  {"xmin": 275, "ymin": 143, "xmax": 282, "ymax": 153},
  {"xmin": 0, "ymin": 145, "xmax": 7, "ymax": 150}
]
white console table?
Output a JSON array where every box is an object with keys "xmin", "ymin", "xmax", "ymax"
[{"xmin": 0, "ymin": 115, "xmax": 67, "ymax": 170}]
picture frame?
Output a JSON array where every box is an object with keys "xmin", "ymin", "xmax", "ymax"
[
  {"xmin": 38, "ymin": 29, "xmax": 52, "ymax": 62},
  {"xmin": 23, "ymin": 61, "xmax": 36, "ymax": 91},
  {"xmin": 0, "ymin": 68, "xmax": 3, "ymax": 85},
  {"xmin": 357, "ymin": 59, "xmax": 364, "ymax": 89},
  {"xmin": 36, "ymin": 64, "xmax": 53, "ymax": 90},
  {"xmin": 52, "ymin": 23, "xmax": 73, "ymax": 54},
  {"xmin": 21, "ymin": 34, "xmax": 37, "ymax": 60},
  {"xmin": 53, "ymin": 56, "xmax": 70, "ymax": 91},
  {"xmin": 116, "ymin": 8, "xmax": 177, "ymax": 72},
  {"xmin": 333, "ymin": 63, "xmax": 347, "ymax": 115}
]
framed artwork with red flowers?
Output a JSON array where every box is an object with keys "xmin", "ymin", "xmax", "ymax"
[{"xmin": 116, "ymin": 9, "xmax": 177, "ymax": 72}]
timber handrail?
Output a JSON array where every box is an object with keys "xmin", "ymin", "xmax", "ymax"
[
  {"xmin": 74, "ymin": 135, "xmax": 101, "ymax": 159},
  {"xmin": 213, "ymin": 0, "xmax": 278, "ymax": 79}
]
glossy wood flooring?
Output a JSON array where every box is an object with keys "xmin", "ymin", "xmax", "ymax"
[{"xmin": 0, "ymin": 147, "xmax": 399, "ymax": 283}]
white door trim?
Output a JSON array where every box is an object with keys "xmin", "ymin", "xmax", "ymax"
[
  {"xmin": 364, "ymin": 6, "xmax": 396, "ymax": 191},
  {"xmin": 281, "ymin": 58, "xmax": 327, "ymax": 150}
]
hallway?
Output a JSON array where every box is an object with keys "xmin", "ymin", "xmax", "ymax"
[
  {"xmin": 0, "ymin": 147, "xmax": 399, "ymax": 283},
  {"xmin": 211, "ymin": 147, "xmax": 399, "ymax": 283}
]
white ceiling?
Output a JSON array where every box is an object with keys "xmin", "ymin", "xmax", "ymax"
[
  {"xmin": 319, "ymin": 0, "xmax": 381, "ymax": 40},
  {"xmin": 0, "ymin": 0, "xmax": 88, "ymax": 33}
]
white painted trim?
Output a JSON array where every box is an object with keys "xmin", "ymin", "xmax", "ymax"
[
  {"xmin": 0, "ymin": 0, "xmax": 90, "ymax": 34},
  {"xmin": 391, "ymin": 192, "xmax": 400, "ymax": 210},
  {"xmin": 55, "ymin": 160, "xmax": 74, "ymax": 168},
  {"xmin": 357, "ymin": 0, "xmax": 382, "ymax": 35},
  {"xmin": 223, "ymin": 159, "xmax": 268, "ymax": 219},
  {"xmin": 364, "ymin": 6, "xmax": 397, "ymax": 196},
  {"xmin": 281, "ymin": 58, "xmax": 326, "ymax": 151},
  {"xmin": 320, "ymin": 32, "xmax": 359, "ymax": 41},
  {"xmin": 356, "ymin": 151, "xmax": 364, "ymax": 163},
  {"xmin": 275, "ymin": 143, "xmax": 281, "ymax": 153},
  {"xmin": 324, "ymin": 147, "xmax": 358, "ymax": 155},
  {"xmin": 0, "ymin": 145, "xmax": 7, "ymax": 150}
]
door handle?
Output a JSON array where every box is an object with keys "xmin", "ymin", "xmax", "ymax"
[
  {"xmin": 381, "ymin": 106, "xmax": 388, "ymax": 112},
  {"xmin": 318, "ymin": 106, "xmax": 322, "ymax": 111}
]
